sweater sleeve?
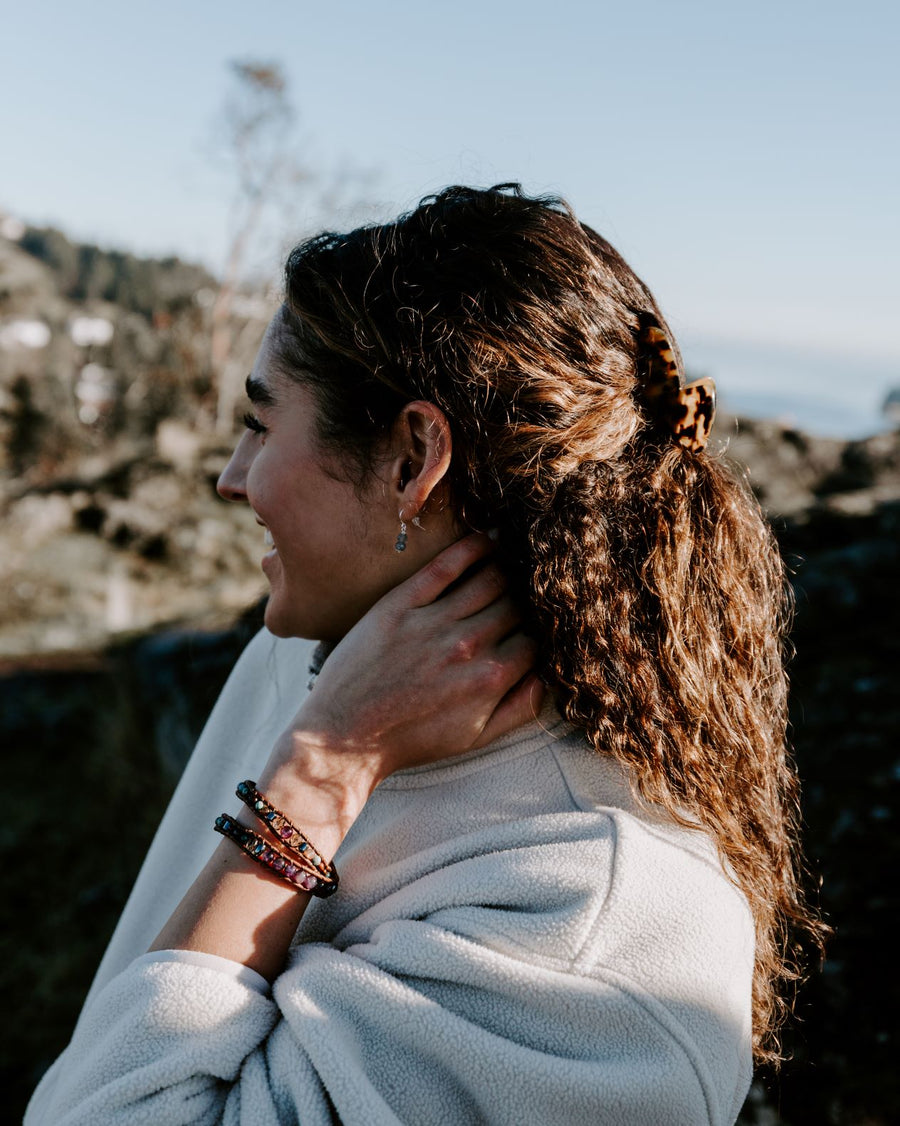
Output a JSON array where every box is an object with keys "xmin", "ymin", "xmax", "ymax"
[
  {"xmin": 77, "ymin": 629, "xmax": 316, "ymax": 1008},
  {"xmin": 25, "ymin": 813, "xmax": 751, "ymax": 1126},
  {"xmin": 128, "ymin": 950, "xmax": 271, "ymax": 995}
]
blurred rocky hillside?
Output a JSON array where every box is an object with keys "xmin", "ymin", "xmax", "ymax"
[
  {"xmin": 0, "ymin": 220, "xmax": 273, "ymax": 658},
  {"xmin": 1, "ymin": 220, "xmax": 898, "ymax": 1125}
]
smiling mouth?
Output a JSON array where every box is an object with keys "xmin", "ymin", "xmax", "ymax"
[
  {"xmin": 254, "ymin": 513, "xmax": 275, "ymax": 550},
  {"xmin": 260, "ymin": 524, "xmax": 278, "ymax": 573}
]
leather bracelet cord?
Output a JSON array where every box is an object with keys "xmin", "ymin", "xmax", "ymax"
[
  {"xmin": 214, "ymin": 814, "xmax": 339, "ymax": 898},
  {"xmin": 235, "ymin": 780, "xmax": 333, "ymax": 878}
]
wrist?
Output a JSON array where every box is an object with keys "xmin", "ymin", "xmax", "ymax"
[{"xmin": 256, "ymin": 732, "xmax": 381, "ymax": 861}]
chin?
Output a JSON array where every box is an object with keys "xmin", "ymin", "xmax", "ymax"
[
  {"xmin": 263, "ymin": 596, "xmax": 345, "ymax": 643},
  {"xmin": 263, "ymin": 599, "xmax": 310, "ymax": 640}
]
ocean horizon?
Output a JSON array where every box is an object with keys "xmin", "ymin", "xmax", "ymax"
[{"xmin": 681, "ymin": 335, "xmax": 897, "ymax": 441}]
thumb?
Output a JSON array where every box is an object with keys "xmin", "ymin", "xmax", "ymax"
[{"xmin": 474, "ymin": 675, "xmax": 547, "ymax": 749}]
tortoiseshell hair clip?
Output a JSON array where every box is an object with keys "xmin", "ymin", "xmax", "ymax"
[{"xmin": 637, "ymin": 319, "xmax": 716, "ymax": 452}]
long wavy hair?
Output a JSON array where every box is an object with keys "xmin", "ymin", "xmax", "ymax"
[{"xmin": 271, "ymin": 183, "xmax": 824, "ymax": 1064}]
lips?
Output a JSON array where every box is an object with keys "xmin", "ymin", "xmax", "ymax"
[
  {"xmin": 261, "ymin": 529, "xmax": 278, "ymax": 577},
  {"xmin": 254, "ymin": 513, "xmax": 275, "ymax": 550}
]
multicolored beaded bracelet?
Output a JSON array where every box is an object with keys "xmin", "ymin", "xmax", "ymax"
[
  {"xmin": 235, "ymin": 780, "xmax": 332, "ymax": 878},
  {"xmin": 214, "ymin": 814, "xmax": 339, "ymax": 898}
]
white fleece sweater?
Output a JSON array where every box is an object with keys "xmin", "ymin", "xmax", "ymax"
[{"xmin": 26, "ymin": 628, "xmax": 754, "ymax": 1126}]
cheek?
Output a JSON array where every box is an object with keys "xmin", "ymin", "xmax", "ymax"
[
  {"xmin": 246, "ymin": 451, "xmax": 296, "ymax": 520},
  {"xmin": 244, "ymin": 450, "xmax": 269, "ymax": 506}
]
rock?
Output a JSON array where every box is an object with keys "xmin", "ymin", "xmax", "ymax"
[
  {"xmin": 715, "ymin": 412, "xmax": 845, "ymax": 517},
  {"xmin": 155, "ymin": 419, "xmax": 203, "ymax": 469}
]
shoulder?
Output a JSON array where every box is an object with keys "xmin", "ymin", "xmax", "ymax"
[
  {"xmin": 295, "ymin": 721, "xmax": 754, "ymax": 1123},
  {"xmin": 549, "ymin": 730, "xmax": 755, "ymax": 1110},
  {"xmin": 548, "ymin": 728, "xmax": 754, "ymax": 968},
  {"xmin": 296, "ymin": 728, "xmax": 754, "ymax": 1123},
  {"xmin": 325, "ymin": 723, "xmax": 753, "ymax": 980},
  {"xmin": 219, "ymin": 627, "xmax": 318, "ymax": 704},
  {"xmin": 195, "ymin": 627, "xmax": 321, "ymax": 744}
]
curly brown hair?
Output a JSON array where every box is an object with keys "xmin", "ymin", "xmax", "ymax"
[{"xmin": 272, "ymin": 183, "xmax": 824, "ymax": 1064}]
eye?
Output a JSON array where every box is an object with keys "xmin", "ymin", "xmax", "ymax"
[{"xmin": 243, "ymin": 412, "xmax": 268, "ymax": 437}]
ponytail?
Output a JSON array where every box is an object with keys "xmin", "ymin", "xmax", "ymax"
[{"xmin": 529, "ymin": 444, "xmax": 816, "ymax": 1060}]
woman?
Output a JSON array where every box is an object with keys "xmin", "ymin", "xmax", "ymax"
[{"xmin": 27, "ymin": 184, "xmax": 820, "ymax": 1125}]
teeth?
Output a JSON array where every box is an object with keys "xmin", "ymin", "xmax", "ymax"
[{"xmin": 264, "ymin": 529, "xmax": 273, "ymax": 547}]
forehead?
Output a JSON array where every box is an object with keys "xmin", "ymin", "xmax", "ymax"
[{"xmin": 246, "ymin": 316, "xmax": 295, "ymax": 405}]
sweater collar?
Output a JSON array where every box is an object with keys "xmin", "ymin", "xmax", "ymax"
[
  {"xmin": 379, "ymin": 699, "xmax": 575, "ymax": 789},
  {"xmin": 309, "ymin": 641, "xmax": 575, "ymax": 787}
]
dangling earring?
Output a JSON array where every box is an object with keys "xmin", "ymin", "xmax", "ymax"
[
  {"xmin": 394, "ymin": 513, "xmax": 408, "ymax": 552},
  {"xmin": 412, "ymin": 515, "xmax": 423, "ymax": 529}
]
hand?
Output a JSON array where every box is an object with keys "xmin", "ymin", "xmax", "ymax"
[{"xmin": 266, "ymin": 533, "xmax": 544, "ymax": 796}]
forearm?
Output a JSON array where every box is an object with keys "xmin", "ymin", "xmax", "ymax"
[{"xmin": 149, "ymin": 734, "xmax": 380, "ymax": 982}]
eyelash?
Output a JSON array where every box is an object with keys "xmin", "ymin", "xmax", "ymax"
[{"xmin": 243, "ymin": 412, "xmax": 268, "ymax": 436}]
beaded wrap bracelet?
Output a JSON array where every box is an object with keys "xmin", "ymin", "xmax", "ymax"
[
  {"xmin": 212, "ymin": 779, "xmax": 340, "ymax": 898},
  {"xmin": 214, "ymin": 815, "xmax": 338, "ymax": 897},
  {"xmin": 235, "ymin": 780, "xmax": 332, "ymax": 877}
]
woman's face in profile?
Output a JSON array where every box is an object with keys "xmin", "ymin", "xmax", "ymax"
[{"xmin": 217, "ymin": 317, "xmax": 403, "ymax": 642}]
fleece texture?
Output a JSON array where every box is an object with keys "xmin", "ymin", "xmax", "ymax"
[{"xmin": 26, "ymin": 628, "xmax": 754, "ymax": 1126}]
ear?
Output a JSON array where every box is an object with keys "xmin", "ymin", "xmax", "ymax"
[{"xmin": 387, "ymin": 400, "xmax": 452, "ymax": 518}]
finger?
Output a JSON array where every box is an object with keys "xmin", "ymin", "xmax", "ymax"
[
  {"xmin": 494, "ymin": 630, "xmax": 540, "ymax": 682},
  {"xmin": 475, "ymin": 674, "xmax": 547, "ymax": 749},
  {"xmin": 458, "ymin": 630, "xmax": 537, "ymax": 695},
  {"xmin": 437, "ymin": 561, "xmax": 507, "ymax": 620},
  {"xmin": 399, "ymin": 533, "xmax": 495, "ymax": 608},
  {"xmin": 439, "ymin": 604, "xmax": 526, "ymax": 672},
  {"xmin": 452, "ymin": 596, "xmax": 522, "ymax": 649}
]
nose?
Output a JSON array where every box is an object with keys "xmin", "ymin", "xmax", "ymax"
[{"xmin": 217, "ymin": 434, "xmax": 252, "ymax": 503}]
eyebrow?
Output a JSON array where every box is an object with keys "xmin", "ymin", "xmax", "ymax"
[{"xmin": 245, "ymin": 374, "xmax": 277, "ymax": 407}]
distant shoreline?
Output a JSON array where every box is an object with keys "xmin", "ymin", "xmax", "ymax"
[
  {"xmin": 681, "ymin": 334, "xmax": 897, "ymax": 440},
  {"xmin": 718, "ymin": 390, "xmax": 893, "ymax": 441}
]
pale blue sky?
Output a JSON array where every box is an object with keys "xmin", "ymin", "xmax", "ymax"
[{"xmin": 2, "ymin": 0, "xmax": 898, "ymax": 434}]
